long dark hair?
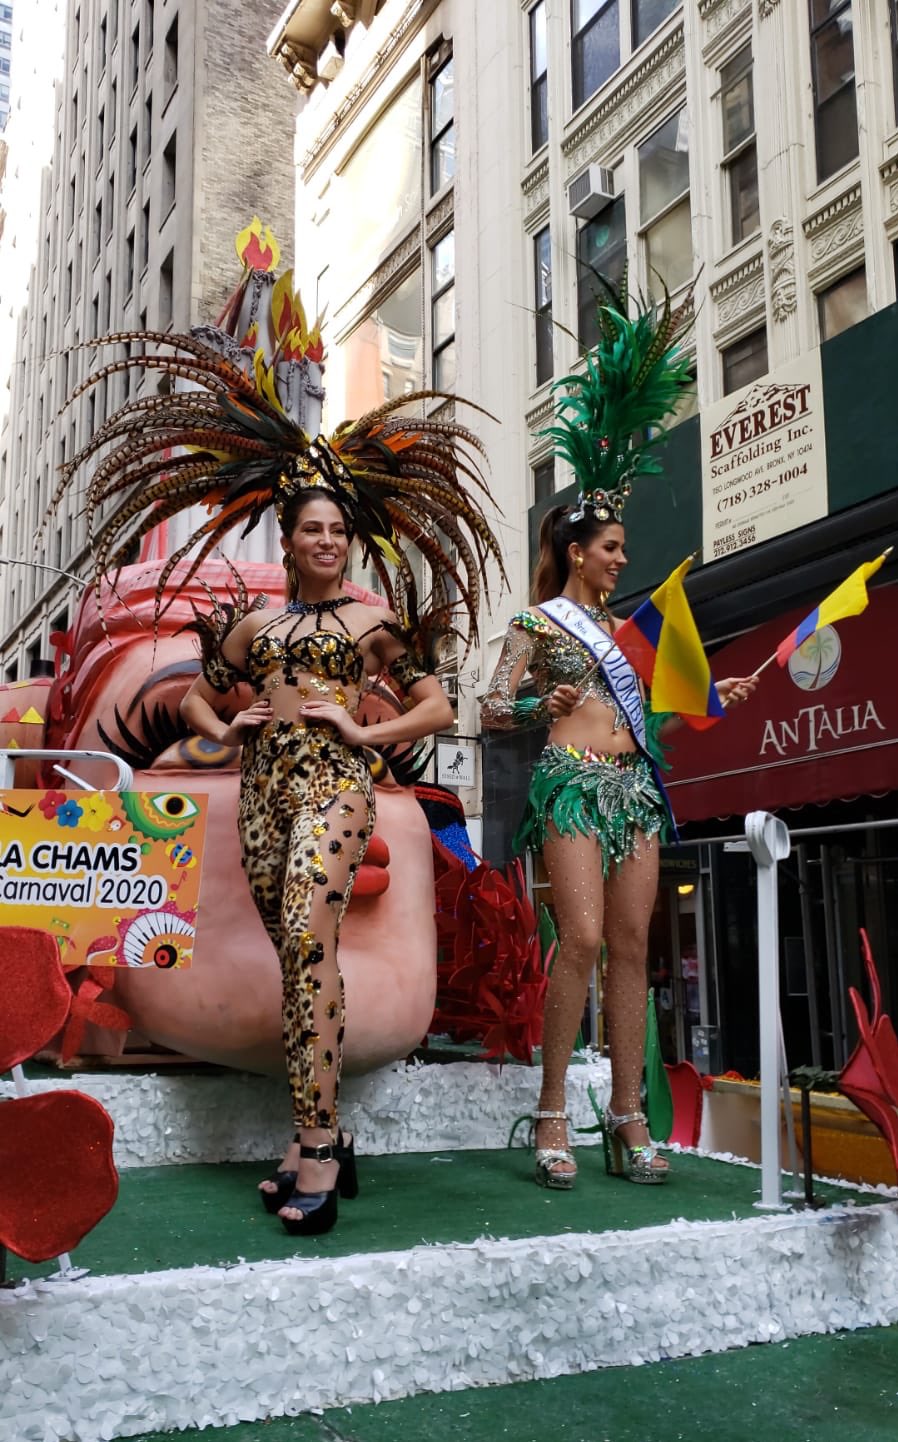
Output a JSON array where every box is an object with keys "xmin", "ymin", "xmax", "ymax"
[
  {"xmin": 279, "ymin": 491, "xmax": 356, "ymax": 602},
  {"xmin": 531, "ymin": 504, "xmax": 616, "ymax": 603}
]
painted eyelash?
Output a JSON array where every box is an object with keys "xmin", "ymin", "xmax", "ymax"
[{"xmin": 97, "ymin": 702, "xmax": 192, "ymax": 769}]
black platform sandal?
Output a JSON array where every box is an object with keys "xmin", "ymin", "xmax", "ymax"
[
  {"xmin": 279, "ymin": 1137, "xmax": 359, "ymax": 1237},
  {"xmin": 260, "ymin": 1130, "xmax": 358, "ymax": 1214}
]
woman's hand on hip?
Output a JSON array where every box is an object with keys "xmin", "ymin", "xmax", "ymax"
[
  {"xmin": 220, "ymin": 699, "xmax": 272, "ymax": 746},
  {"xmin": 716, "ymin": 675, "xmax": 760, "ymax": 709},
  {"xmin": 547, "ymin": 684, "xmax": 581, "ymax": 719},
  {"xmin": 299, "ymin": 701, "xmax": 366, "ymax": 746}
]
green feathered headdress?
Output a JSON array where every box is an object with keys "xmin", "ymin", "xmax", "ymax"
[{"xmin": 541, "ymin": 269, "xmax": 694, "ymax": 521}]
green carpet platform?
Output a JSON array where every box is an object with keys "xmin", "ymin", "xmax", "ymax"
[{"xmin": 2, "ymin": 1063, "xmax": 898, "ymax": 1442}]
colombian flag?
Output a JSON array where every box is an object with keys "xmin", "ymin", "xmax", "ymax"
[
  {"xmin": 775, "ymin": 552, "xmax": 890, "ymax": 666},
  {"xmin": 614, "ymin": 556, "xmax": 725, "ymax": 730}
]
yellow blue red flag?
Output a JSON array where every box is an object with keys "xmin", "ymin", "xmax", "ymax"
[
  {"xmin": 775, "ymin": 552, "xmax": 890, "ymax": 667},
  {"xmin": 614, "ymin": 556, "xmax": 725, "ymax": 730}
]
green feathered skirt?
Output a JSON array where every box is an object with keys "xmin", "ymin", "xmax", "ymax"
[{"xmin": 513, "ymin": 743, "xmax": 667, "ymax": 879}]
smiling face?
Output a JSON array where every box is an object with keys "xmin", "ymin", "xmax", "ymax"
[
  {"xmin": 280, "ymin": 495, "xmax": 351, "ymax": 589},
  {"xmin": 571, "ymin": 521, "xmax": 628, "ymax": 597}
]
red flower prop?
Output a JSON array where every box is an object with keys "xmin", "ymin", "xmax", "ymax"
[
  {"xmin": 840, "ymin": 928, "xmax": 898, "ymax": 1181},
  {"xmin": 0, "ymin": 925, "xmax": 120, "ymax": 1262},
  {"xmin": 0, "ymin": 926, "xmax": 73, "ymax": 1072},
  {"xmin": 0, "ymin": 1091, "xmax": 118, "ymax": 1262},
  {"xmin": 431, "ymin": 841, "xmax": 548, "ymax": 1064},
  {"xmin": 60, "ymin": 968, "xmax": 132, "ymax": 1064}
]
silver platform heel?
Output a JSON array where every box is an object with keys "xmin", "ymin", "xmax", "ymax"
[
  {"xmin": 602, "ymin": 1107, "xmax": 669, "ymax": 1185},
  {"xmin": 524, "ymin": 1109, "xmax": 578, "ymax": 1189}
]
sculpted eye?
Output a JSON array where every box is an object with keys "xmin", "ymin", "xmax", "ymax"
[{"xmin": 150, "ymin": 792, "xmax": 200, "ymax": 822}]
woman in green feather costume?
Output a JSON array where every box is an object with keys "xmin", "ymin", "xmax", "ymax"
[{"xmin": 481, "ymin": 276, "xmax": 755, "ymax": 1191}]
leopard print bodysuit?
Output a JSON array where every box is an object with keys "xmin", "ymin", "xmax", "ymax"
[{"xmin": 204, "ymin": 599, "xmax": 426, "ymax": 1134}]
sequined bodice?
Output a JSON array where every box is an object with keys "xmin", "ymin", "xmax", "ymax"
[
  {"xmin": 247, "ymin": 628, "xmax": 366, "ymax": 690},
  {"xmin": 480, "ymin": 604, "xmax": 630, "ymax": 733}
]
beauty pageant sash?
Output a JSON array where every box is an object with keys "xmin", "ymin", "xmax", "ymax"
[{"xmin": 538, "ymin": 595, "xmax": 647, "ymax": 752}]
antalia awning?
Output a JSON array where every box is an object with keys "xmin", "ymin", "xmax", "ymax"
[{"xmin": 666, "ymin": 581, "xmax": 898, "ymax": 822}]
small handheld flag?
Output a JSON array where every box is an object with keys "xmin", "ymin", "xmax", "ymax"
[
  {"xmin": 774, "ymin": 550, "xmax": 891, "ymax": 668},
  {"xmin": 614, "ymin": 555, "xmax": 725, "ymax": 729}
]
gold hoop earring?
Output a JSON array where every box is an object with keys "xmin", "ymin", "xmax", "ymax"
[{"xmin": 282, "ymin": 552, "xmax": 299, "ymax": 599}]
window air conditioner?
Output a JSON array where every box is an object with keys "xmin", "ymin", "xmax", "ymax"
[{"xmin": 567, "ymin": 166, "xmax": 615, "ymax": 220}]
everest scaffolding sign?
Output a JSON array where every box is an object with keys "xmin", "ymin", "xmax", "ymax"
[
  {"xmin": 0, "ymin": 789, "xmax": 207, "ymax": 968},
  {"xmin": 700, "ymin": 349, "xmax": 827, "ymax": 562}
]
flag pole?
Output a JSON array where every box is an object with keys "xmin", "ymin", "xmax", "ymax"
[{"xmin": 750, "ymin": 546, "xmax": 893, "ymax": 679}]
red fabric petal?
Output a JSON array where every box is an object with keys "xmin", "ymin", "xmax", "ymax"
[
  {"xmin": 0, "ymin": 926, "xmax": 72, "ymax": 1071},
  {"xmin": 60, "ymin": 973, "xmax": 132, "ymax": 1064},
  {"xmin": 0, "ymin": 1091, "xmax": 118, "ymax": 1261}
]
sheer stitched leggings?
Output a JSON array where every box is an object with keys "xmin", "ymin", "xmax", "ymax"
[
  {"xmin": 238, "ymin": 721, "xmax": 374, "ymax": 1133},
  {"xmin": 540, "ymin": 825, "xmax": 659, "ymax": 1121}
]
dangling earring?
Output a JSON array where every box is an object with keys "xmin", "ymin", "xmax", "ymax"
[
  {"xmin": 282, "ymin": 552, "xmax": 299, "ymax": 600},
  {"xmin": 573, "ymin": 553, "xmax": 585, "ymax": 601}
]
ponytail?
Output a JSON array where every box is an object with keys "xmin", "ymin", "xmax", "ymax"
[{"xmin": 530, "ymin": 504, "xmax": 613, "ymax": 603}]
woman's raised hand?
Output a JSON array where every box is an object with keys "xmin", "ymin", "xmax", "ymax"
[
  {"xmin": 220, "ymin": 699, "xmax": 273, "ymax": 747},
  {"xmin": 547, "ymin": 684, "xmax": 582, "ymax": 719},
  {"xmin": 716, "ymin": 675, "xmax": 760, "ymax": 708}
]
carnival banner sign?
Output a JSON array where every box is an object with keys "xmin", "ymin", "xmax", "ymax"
[
  {"xmin": 0, "ymin": 789, "xmax": 207, "ymax": 968},
  {"xmin": 701, "ymin": 349, "xmax": 827, "ymax": 562}
]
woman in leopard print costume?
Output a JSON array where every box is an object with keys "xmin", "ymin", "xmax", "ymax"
[{"xmin": 52, "ymin": 320, "xmax": 505, "ymax": 1238}]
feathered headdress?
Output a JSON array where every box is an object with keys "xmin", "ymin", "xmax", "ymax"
[
  {"xmin": 47, "ymin": 294, "xmax": 505, "ymax": 657},
  {"xmin": 541, "ymin": 270, "xmax": 694, "ymax": 522}
]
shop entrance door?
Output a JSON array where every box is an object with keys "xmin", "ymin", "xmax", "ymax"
[{"xmin": 650, "ymin": 870, "xmax": 704, "ymax": 1065}]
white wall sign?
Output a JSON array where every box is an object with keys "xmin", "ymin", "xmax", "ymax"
[
  {"xmin": 701, "ymin": 349, "xmax": 827, "ymax": 563},
  {"xmin": 436, "ymin": 740, "xmax": 476, "ymax": 788}
]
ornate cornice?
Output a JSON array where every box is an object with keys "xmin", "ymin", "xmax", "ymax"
[
  {"xmin": 803, "ymin": 184, "xmax": 863, "ymax": 287},
  {"xmin": 561, "ymin": 27, "xmax": 685, "ymax": 176},
  {"xmin": 699, "ymin": 0, "xmax": 751, "ymax": 60},
  {"xmin": 424, "ymin": 188, "xmax": 454, "ymax": 242},
  {"xmin": 299, "ymin": 0, "xmax": 429, "ymax": 179},
  {"xmin": 758, "ymin": 0, "xmax": 781, "ymax": 16},
  {"xmin": 710, "ymin": 252, "xmax": 765, "ymax": 331},
  {"xmin": 522, "ymin": 158, "xmax": 550, "ymax": 228},
  {"xmin": 525, "ymin": 392, "xmax": 555, "ymax": 434}
]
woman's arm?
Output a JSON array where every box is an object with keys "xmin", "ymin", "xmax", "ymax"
[
  {"xmin": 180, "ymin": 675, "xmax": 272, "ymax": 747},
  {"xmin": 480, "ymin": 623, "xmax": 552, "ymax": 731}
]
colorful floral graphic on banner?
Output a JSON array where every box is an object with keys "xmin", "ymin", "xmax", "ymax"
[{"xmin": 0, "ymin": 790, "xmax": 207, "ymax": 967}]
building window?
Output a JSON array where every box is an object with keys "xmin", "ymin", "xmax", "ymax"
[
  {"xmin": 721, "ymin": 45, "xmax": 759, "ymax": 247},
  {"xmin": 572, "ymin": 0, "xmax": 620, "ymax": 112},
  {"xmin": 810, "ymin": 0, "xmax": 858, "ymax": 183},
  {"xmin": 431, "ymin": 232, "xmax": 456, "ymax": 391},
  {"xmin": 577, "ymin": 193, "xmax": 626, "ymax": 349},
  {"xmin": 128, "ymin": 125, "xmax": 138, "ymax": 193},
  {"xmin": 722, "ymin": 326, "xmax": 767, "ymax": 395},
  {"xmin": 145, "ymin": 0, "xmax": 155, "ymax": 51},
  {"xmin": 97, "ymin": 105, "xmax": 105, "ymax": 161},
  {"xmin": 103, "ymin": 269, "xmax": 112, "ymax": 331},
  {"xmin": 533, "ymin": 459, "xmax": 555, "ymax": 502},
  {"xmin": 65, "ymin": 262, "xmax": 73, "ymax": 315},
  {"xmin": 429, "ymin": 51, "xmax": 454, "ymax": 193},
  {"xmin": 639, "ymin": 109, "xmax": 692, "ymax": 293},
  {"xmin": 530, "ymin": 2, "xmax": 548, "ymax": 152},
  {"xmin": 93, "ymin": 198, "xmax": 102, "ymax": 256},
  {"xmin": 130, "ymin": 22, "xmax": 140, "ymax": 93},
  {"xmin": 534, "ymin": 225, "xmax": 553, "ymax": 386},
  {"xmin": 162, "ymin": 131, "xmax": 176, "ymax": 215},
  {"xmin": 144, "ymin": 94, "xmax": 152, "ymax": 165},
  {"xmin": 818, "ymin": 266, "xmax": 867, "ymax": 340},
  {"xmin": 125, "ymin": 228, "xmax": 135, "ymax": 298},
  {"xmin": 632, "ymin": 0, "xmax": 678, "ymax": 48},
  {"xmin": 98, "ymin": 15, "xmax": 107, "ymax": 71},
  {"xmin": 164, "ymin": 16, "xmax": 178, "ymax": 102},
  {"xmin": 110, "ymin": 79, "xmax": 117, "ymax": 140},
  {"xmin": 106, "ymin": 174, "xmax": 115, "ymax": 234},
  {"xmin": 141, "ymin": 200, "xmax": 150, "ymax": 271},
  {"xmin": 159, "ymin": 249, "xmax": 174, "ymax": 328}
]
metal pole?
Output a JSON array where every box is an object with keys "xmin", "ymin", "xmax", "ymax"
[
  {"xmin": 745, "ymin": 810, "xmax": 791, "ymax": 1211},
  {"xmin": 796, "ymin": 844, "xmax": 822, "ymax": 1068},
  {"xmin": 820, "ymin": 846, "xmax": 845, "ymax": 1069}
]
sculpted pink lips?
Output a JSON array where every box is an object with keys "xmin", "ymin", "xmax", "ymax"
[{"xmin": 349, "ymin": 832, "xmax": 390, "ymax": 899}]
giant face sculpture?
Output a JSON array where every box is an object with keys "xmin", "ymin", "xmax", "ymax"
[{"xmin": 3, "ymin": 559, "xmax": 436, "ymax": 1075}]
